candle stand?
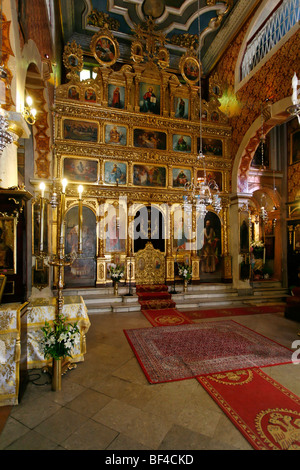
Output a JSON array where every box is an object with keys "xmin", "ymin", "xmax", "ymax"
[{"xmin": 36, "ymin": 178, "xmax": 84, "ymax": 389}]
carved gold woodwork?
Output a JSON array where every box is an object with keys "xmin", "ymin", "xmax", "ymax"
[
  {"xmin": 135, "ymin": 242, "xmax": 165, "ymax": 285},
  {"xmin": 97, "ymin": 258, "xmax": 106, "ymax": 285},
  {"xmin": 222, "ymin": 254, "xmax": 232, "ymax": 281},
  {"xmin": 63, "ymin": 41, "xmax": 84, "ymax": 75},
  {"xmin": 53, "ymin": 38, "xmax": 233, "ymax": 286}
]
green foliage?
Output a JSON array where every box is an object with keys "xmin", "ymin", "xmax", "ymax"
[{"xmin": 41, "ymin": 314, "xmax": 80, "ymax": 360}]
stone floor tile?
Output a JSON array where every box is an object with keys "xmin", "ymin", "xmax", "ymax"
[{"xmin": 61, "ymin": 419, "xmax": 118, "ymax": 450}]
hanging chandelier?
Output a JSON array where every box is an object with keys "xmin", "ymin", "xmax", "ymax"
[
  {"xmin": 183, "ymin": 3, "xmax": 222, "ymax": 218},
  {"xmin": 0, "ymin": 110, "xmax": 13, "ymax": 154},
  {"xmin": 0, "ymin": 1, "xmax": 13, "ymax": 155}
]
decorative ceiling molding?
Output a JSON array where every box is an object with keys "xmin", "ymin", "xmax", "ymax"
[
  {"xmin": 83, "ymin": 0, "xmax": 231, "ymax": 35},
  {"xmin": 201, "ymin": 0, "xmax": 258, "ymax": 74}
]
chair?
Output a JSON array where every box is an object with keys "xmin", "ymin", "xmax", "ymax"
[{"xmin": 285, "ymin": 287, "xmax": 300, "ymax": 321}]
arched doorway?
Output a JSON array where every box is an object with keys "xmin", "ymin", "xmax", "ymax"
[
  {"xmin": 64, "ymin": 206, "xmax": 96, "ymax": 287},
  {"xmin": 133, "ymin": 205, "xmax": 165, "ymax": 253}
]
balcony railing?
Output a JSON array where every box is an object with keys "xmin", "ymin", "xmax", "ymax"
[{"xmin": 240, "ymin": 0, "xmax": 300, "ymax": 81}]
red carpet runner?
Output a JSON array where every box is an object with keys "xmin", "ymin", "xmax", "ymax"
[
  {"xmin": 130, "ymin": 288, "xmax": 299, "ymax": 450},
  {"xmin": 136, "ymin": 284, "xmax": 176, "ymax": 311},
  {"xmin": 197, "ymin": 368, "xmax": 300, "ymax": 450},
  {"xmin": 181, "ymin": 304, "xmax": 285, "ymax": 320}
]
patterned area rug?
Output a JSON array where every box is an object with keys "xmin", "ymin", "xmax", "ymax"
[
  {"xmin": 124, "ymin": 320, "xmax": 293, "ymax": 384},
  {"xmin": 142, "ymin": 308, "xmax": 193, "ymax": 327},
  {"xmin": 181, "ymin": 305, "xmax": 285, "ymax": 320},
  {"xmin": 197, "ymin": 368, "xmax": 300, "ymax": 450}
]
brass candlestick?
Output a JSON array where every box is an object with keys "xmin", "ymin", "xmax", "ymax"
[{"xmin": 38, "ymin": 179, "xmax": 84, "ymax": 389}]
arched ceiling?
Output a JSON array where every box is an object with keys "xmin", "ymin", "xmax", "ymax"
[{"xmin": 59, "ymin": 0, "xmax": 259, "ymax": 75}]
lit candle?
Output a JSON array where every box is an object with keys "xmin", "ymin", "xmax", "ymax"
[
  {"xmin": 39, "ymin": 182, "xmax": 45, "ymax": 253},
  {"xmin": 292, "ymin": 72, "xmax": 299, "ymax": 105},
  {"xmin": 78, "ymin": 185, "xmax": 83, "ymax": 253},
  {"xmin": 26, "ymin": 95, "xmax": 33, "ymax": 107},
  {"xmin": 60, "ymin": 179, "xmax": 67, "ymax": 242}
]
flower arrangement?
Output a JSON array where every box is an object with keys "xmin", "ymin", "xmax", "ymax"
[
  {"xmin": 109, "ymin": 264, "xmax": 124, "ymax": 283},
  {"xmin": 41, "ymin": 314, "xmax": 80, "ymax": 360},
  {"xmin": 250, "ymin": 240, "xmax": 264, "ymax": 250},
  {"xmin": 178, "ymin": 263, "xmax": 192, "ymax": 280}
]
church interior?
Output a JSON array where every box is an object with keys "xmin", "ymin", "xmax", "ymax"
[{"xmin": 0, "ymin": 0, "xmax": 300, "ymax": 452}]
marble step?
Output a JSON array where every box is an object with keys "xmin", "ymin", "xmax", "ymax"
[
  {"xmin": 175, "ymin": 291, "xmax": 288, "ymax": 309},
  {"xmin": 86, "ymin": 300, "xmax": 141, "ymax": 314}
]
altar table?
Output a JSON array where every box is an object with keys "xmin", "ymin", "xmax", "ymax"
[{"xmin": 26, "ymin": 295, "xmax": 90, "ymax": 369}]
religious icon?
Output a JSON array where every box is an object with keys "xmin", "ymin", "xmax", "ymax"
[
  {"xmin": 180, "ymin": 54, "xmax": 200, "ymax": 85},
  {"xmin": 90, "ymin": 31, "xmax": 119, "ymax": 66},
  {"xmin": 199, "ymin": 138, "xmax": 223, "ymax": 157},
  {"xmin": 131, "ymin": 40, "xmax": 144, "ymax": 63},
  {"xmin": 174, "ymin": 97, "xmax": 189, "ymax": 119},
  {"xmin": 173, "ymin": 209, "xmax": 190, "ymax": 251},
  {"xmin": 104, "ymin": 161, "xmax": 127, "ymax": 185},
  {"xmin": 63, "ymin": 158, "xmax": 98, "ymax": 183},
  {"xmin": 197, "ymin": 170, "xmax": 222, "ymax": 191},
  {"xmin": 133, "ymin": 128, "xmax": 166, "ymax": 150},
  {"xmin": 211, "ymin": 111, "xmax": 219, "ymax": 122},
  {"xmin": 157, "ymin": 47, "xmax": 169, "ymax": 69},
  {"xmin": 139, "ymin": 82, "xmax": 160, "ymax": 115},
  {"xmin": 133, "ymin": 164, "xmax": 166, "ymax": 187},
  {"xmin": 172, "ymin": 168, "xmax": 191, "ymax": 188},
  {"xmin": 0, "ymin": 217, "xmax": 16, "ymax": 274},
  {"xmin": 68, "ymin": 86, "xmax": 80, "ymax": 100},
  {"xmin": 108, "ymin": 85, "xmax": 125, "ymax": 109},
  {"xmin": 104, "ymin": 125, "xmax": 127, "ymax": 145},
  {"xmin": 64, "ymin": 206, "xmax": 96, "ymax": 287},
  {"xmin": 105, "ymin": 210, "xmax": 126, "ymax": 252},
  {"xmin": 84, "ymin": 88, "xmax": 97, "ymax": 102},
  {"xmin": 63, "ymin": 119, "xmax": 98, "ymax": 142},
  {"xmin": 63, "ymin": 41, "xmax": 83, "ymax": 73},
  {"xmin": 173, "ymin": 134, "xmax": 191, "ymax": 152},
  {"xmin": 197, "ymin": 213, "xmax": 221, "ymax": 274}
]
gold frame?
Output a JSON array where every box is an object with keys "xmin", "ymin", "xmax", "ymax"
[
  {"xmin": 290, "ymin": 128, "xmax": 300, "ymax": 164},
  {"xmin": 62, "ymin": 117, "xmax": 100, "ymax": 143},
  {"xmin": 133, "ymin": 126, "xmax": 167, "ymax": 150},
  {"xmin": 179, "ymin": 52, "xmax": 200, "ymax": 85},
  {"xmin": 103, "ymin": 160, "xmax": 128, "ymax": 186},
  {"xmin": 62, "ymin": 156, "xmax": 99, "ymax": 184},
  {"xmin": 32, "ymin": 266, "xmax": 49, "ymax": 289},
  {"xmin": 174, "ymin": 95, "xmax": 190, "ymax": 120},
  {"xmin": 131, "ymin": 40, "xmax": 144, "ymax": 63},
  {"xmin": 294, "ymin": 224, "xmax": 300, "ymax": 251},
  {"xmin": 0, "ymin": 216, "xmax": 17, "ymax": 275},
  {"xmin": 157, "ymin": 46, "xmax": 170, "ymax": 69},
  {"xmin": 90, "ymin": 30, "xmax": 120, "ymax": 67},
  {"xmin": 172, "ymin": 133, "xmax": 192, "ymax": 153},
  {"xmin": 138, "ymin": 81, "xmax": 161, "ymax": 115},
  {"xmin": 0, "ymin": 274, "xmax": 6, "ymax": 303},
  {"xmin": 107, "ymin": 82, "xmax": 126, "ymax": 109},
  {"xmin": 196, "ymin": 169, "xmax": 223, "ymax": 192},
  {"xmin": 63, "ymin": 41, "xmax": 84, "ymax": 73},
  {"xmin": 132, "ymin": 163, "xmax": 167, "ymax": 188},
  {"xmin": 172, "ymin": 167, "xmax": 192, "ymax": 189},
  {"xmin": 104, "ymin": 123, "xmax": 128, "ymax": 146}
]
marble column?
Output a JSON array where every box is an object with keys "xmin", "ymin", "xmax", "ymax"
[
  {"xmin": 0, "ymin": 111, "xmax": 30, "ymax": 188},
  {"xmin": 229, "ymin": 193, "xmax": 252, "ymax": 290}
]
